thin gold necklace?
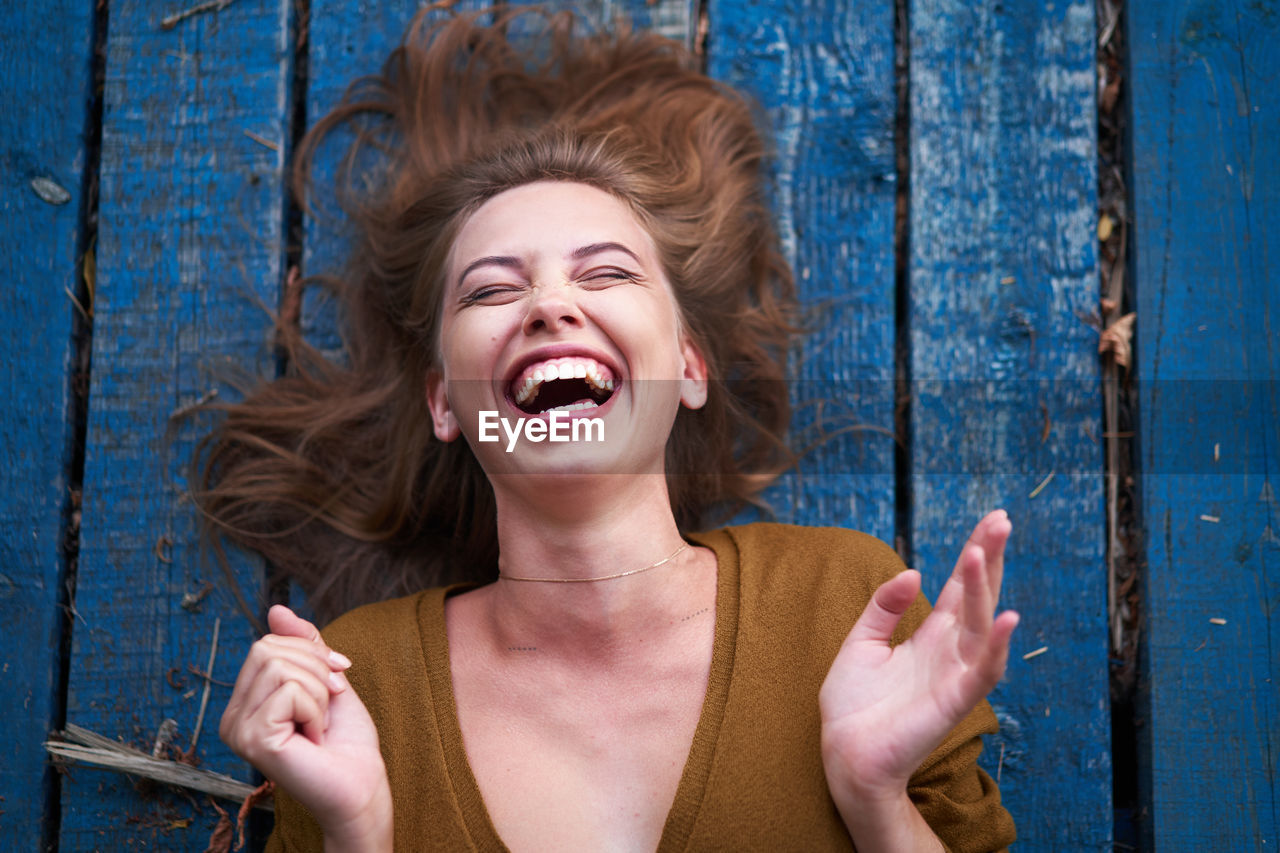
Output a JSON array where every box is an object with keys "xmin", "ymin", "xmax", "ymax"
[{"xmin": 500, "ymin": 542, "xmax": 689, "ymax": 583}]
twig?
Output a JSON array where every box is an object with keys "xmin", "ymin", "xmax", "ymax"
[
  {"xmin": 188, "ymin": 663, "xmax": 234, "ymax": 688},
  {"xmin": 62, "ymin": 578, "xmax": 88, "ymax": 628},
  {"xmin": 182, "ymin": 581, "xmax": 213, "ymax": 612},
  {"xmin": 45, "ymin": 724, "xmax": 271, "ymax": 811},
  {"xmin": 1028, "ymin": 471, "xmax": 1055, "ymax": 499},
  {"xmin": 169, "ymin": 387, "xmax": 219, "ymax": 421},
  {"xmin": 242, "ymin": 129, "xmax": 280, "ymax": 151},
  {"xmin": 190, "ymin": 617, "xmax": 221, "ymax": 753},
  {"xmin": 64, "ymin": 285, "xmax": 90, "ymax": 321},
  {"xmin": 154, "ymin": 535, "xmax": 174, "ymax": 564},
  {"xmin": 160, "ymin": 0, "xmax": 237, "ymax": 30}
]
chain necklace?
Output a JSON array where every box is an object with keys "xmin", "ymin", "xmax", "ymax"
[{"xmin": 499, "ymin": 542, "xmax": 689, "ymax": 583}]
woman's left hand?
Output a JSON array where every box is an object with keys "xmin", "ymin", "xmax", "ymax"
[{"xmin": 819, "ymin": 509, "xmax": 1019, "ymax": 809}]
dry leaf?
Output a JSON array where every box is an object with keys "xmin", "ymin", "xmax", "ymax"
[
  {"xmin": 1098, "ymin": 312, "xmax": 1136, "ymax": 368},
  {"xmin": 205, "ymin": 799, "xmax": 234, "ymax": 853},
  {"xmin": 236, "ymin": 780, "xmax": 275, "ymax": 850}
]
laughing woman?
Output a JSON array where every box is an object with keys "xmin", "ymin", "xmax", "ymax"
[{"xmin": 206, "ymin": 8, "xmax": 1018, "ymax": 852}]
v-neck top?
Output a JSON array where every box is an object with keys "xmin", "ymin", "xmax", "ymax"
[{"xmin": 266, "ymin": 523, "xmax": 1015, "ymax": 852}]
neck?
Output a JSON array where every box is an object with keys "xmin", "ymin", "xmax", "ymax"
[{"xmin": 479, "ymin": 472, "xmax": 712, "ymax": 661}]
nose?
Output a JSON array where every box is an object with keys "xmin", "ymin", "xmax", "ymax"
[{"xmin": 521, "ymin": 282, "xmax": 585, "ymax": 335}]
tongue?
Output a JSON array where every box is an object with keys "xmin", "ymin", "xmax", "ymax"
[{"xmin": 524, "ymin": 378, "xmax": 601, "ymax": 414}]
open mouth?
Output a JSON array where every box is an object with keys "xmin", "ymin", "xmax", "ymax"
[{"xmin": 509, "ymin": 356, "xmax": 616, "ymax": 416}]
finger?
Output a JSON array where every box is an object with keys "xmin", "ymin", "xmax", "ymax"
[
  {"xmin": 260, "ymin": 634, "xmax": 352, "ymax": 675},
  {"xmin": 259, "ymin": 679, "xmax": 328, "ymax": 748},
  {"xmin": 222, "ymin": 672, "xmax": 324, "ymax": 760},
  {"xmin": 972, "ymin": 510, "xmax": 1011, "ymax": 601},
  {"xmin": 224, "ymin": 638, "xmax": 335, "ymax": 732},
  {"xmin": 238, "ymin": 658, "xmax": 334, "ymax": 728},
  {"xmin": 255, "ymin": 642, "xmax": 348, "ymax": 694},
  {"xmin": 846, "ymin": 570, "xmax": 921, "ymax": 647},
  {"xmin": 980, "ymin": 610, "xmax": 1020, "ymax": 685},
  {"xmin": 960, "ymin": 545, "xmax": 995, "ymax": 655},
  {"xmin": 268, "ymin": 604, "xmax": 322, "ymax": 643},
  {"xmin": 266, "ymin": 605, "xmax": 352, "ymax": 671},
  {"xmin": 932, "ymin": 545, "xmax": 971, "ymax": 617},
  {"xmin": 935, "ymin": 511, "xmax": 1009, "ymax": 616}
]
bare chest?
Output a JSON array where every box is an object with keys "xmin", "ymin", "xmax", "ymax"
[{"xmin": 448, "ymin": 629, "xmax": 715, "ymax": 852}]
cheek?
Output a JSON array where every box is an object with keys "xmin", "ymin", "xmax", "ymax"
[{"xmin": 438, "ymin": 311, "xmax": 517, "ymax": 378}]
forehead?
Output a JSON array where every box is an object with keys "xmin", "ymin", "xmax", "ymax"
[{"xmin": 448, "ymin": 181, "xmax": 658, "ymax": 270}]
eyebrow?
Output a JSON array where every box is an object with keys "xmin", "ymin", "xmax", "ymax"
[
  {"xmin": 456, "ymin": 255, "xmax": 521, "ymax": 291},
  {"xmin": 456, "ymin": 242, "xmax": 642, "ymax": 291},
  {"xmin": 571, "ymin": 242, "xmax": 642, "ymax": 264}
]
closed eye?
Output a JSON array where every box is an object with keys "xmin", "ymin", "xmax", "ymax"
[
  {"xmin": 581, "ymin": 267, "xmax": 640, "ymax": 286},
  {"xmin": 460, "ymin": 284, "xmax": 524, "ymax": 305}
]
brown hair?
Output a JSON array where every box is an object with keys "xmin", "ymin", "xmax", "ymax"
[{"xmin": 195, "ymin": 7, "xmax": 797, "ymax": 623}]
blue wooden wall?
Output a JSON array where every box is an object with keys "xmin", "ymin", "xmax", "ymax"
[
  {"xmin": 2, "ymin": 0, "xmax": 1274, "ymax": 849},
  {"xmin": 1, "ymin": 1, "xmax": 96, "ymax": 847},
  {"xmin": 1130, "ymin": 1, "xmax": 1279, "ymax": 848}
]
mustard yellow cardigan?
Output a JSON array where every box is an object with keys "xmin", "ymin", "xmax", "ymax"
[{"xmin": 267, "ymin": 523, "xmax": 1015, "ymax": 852}]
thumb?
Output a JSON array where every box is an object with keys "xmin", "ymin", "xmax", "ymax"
[
  {"xmin": 845, "ymin": 570, "xmax": 921, "ymax": 647},
  {"xmin": 267, "ymin": 604, "xmax": 321, "ymax": 642}
]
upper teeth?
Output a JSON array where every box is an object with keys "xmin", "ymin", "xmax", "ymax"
[{"xmin": 514, "ymin": 356, "xmax": 615, "ymax": 406}]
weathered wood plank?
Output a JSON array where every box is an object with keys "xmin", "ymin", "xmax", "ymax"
[
  {"xmin": 58, "ymin": 0, "xmax": 292, "ymax": 847},
  {"xmin": 908, "ymin": 1, "xmax": 1110, "ymax": 847},
  {"xmin": 707, "ymin": 0, "xmax": 897, "ymax": 542},
  {"xmin": 1130, "ymin": 1, "xmax": 1280, "ymax": 846},
  {"xmin": 0, "ymin": 0, "xmax": 95, "ymax": 848},
  {"xmin": 301, "ymin": 0, "xmax": 492, "ymax": 361}
]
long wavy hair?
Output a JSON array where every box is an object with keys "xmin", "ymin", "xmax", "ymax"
[{"xmin": 194, "ymin": 6, "xmax": 798, "ymax": 623}]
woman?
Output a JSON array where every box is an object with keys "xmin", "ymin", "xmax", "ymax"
[{"xmin": 208, "ymin": 8, "xmax": 1018, "ymax": 851}]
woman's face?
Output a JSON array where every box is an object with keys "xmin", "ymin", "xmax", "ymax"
[{"xmin": 427, "ymin": 180, "xmax": 707, "ymax": 481}]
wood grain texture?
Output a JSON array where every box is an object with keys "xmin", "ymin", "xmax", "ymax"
[
  {"xmin": 707, "ymin": 0, "xmax": 897, "ymax": 542},
  {"xmin": 57, "ymin": 0, "xmax": 291, "ymax": 847},
  {"xmin": 908, "ymin": 1, "xmax": 1110, "ymax": 847},
  {"xmin": 0, "ymin": 0, "xmax": 95, "ymax": 848},
  {"xmin": 1130, "ymin": 1, "xmax": 1279, "ymax": 846}
]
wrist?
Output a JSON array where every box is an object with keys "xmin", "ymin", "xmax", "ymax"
[
  {"xmin": 320, "ymin": 779, "xmax": 393, "ymax": 853},
  {"xmin": 827, "ymin": 786, "xmax": 944, "ymax": 853},
  {"xmin": 820, "ymin": 725, "xmax": 911, "ymax": 806}
]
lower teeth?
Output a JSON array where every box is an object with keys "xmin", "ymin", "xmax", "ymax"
[{"xmin": 543, "ymin": 401, "xmax": 600, "ymax": 414}]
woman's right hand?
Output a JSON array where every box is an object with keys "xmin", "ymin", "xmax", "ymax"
[{"xmin": 220, "ymin": 605, "xmax": 392, "ymax": 851}]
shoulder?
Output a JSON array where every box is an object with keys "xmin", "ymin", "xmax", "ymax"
[
  {"xmin": 698, "ymin": 520, "xmax": 900, "ymax": 556},
  {"xmin": 318, "ymin": 588, "xmax": 446, "ymax": 699},
  {"xmin": 321, "ymin": 590, "xmax": 430, "ymax": 650},
  {"xmin": 694, "ymin": 522, "xmax": 925, "ymax": 647},
  {"xmin": 696, "ymin": 521, "xmax": 906, "ymax": 592}
]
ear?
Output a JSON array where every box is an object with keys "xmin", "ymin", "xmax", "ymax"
[
  {"xmin": 426, "ymin": 369, "xmax": 461, "ymax": 442},
  {"xmin": 678, "ymin": 333, "xmax": 709, "ymax": 410}
]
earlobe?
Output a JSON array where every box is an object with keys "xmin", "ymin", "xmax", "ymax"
[
  {"xmin": 679, "ymin": 335, "xmax": 709, "ymax": 410},
  {"xmin": 425, "ymin": 370, "xmax": 461, "ymax": 442}
]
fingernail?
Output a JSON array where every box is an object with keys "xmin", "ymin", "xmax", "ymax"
[
  {"xmin": 328, "ymin": 650, "xmax": 352, "ymax": 669},
  {"xmin": 328, "ymin": 671, "xmax": 347, "ymax": 692}
]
